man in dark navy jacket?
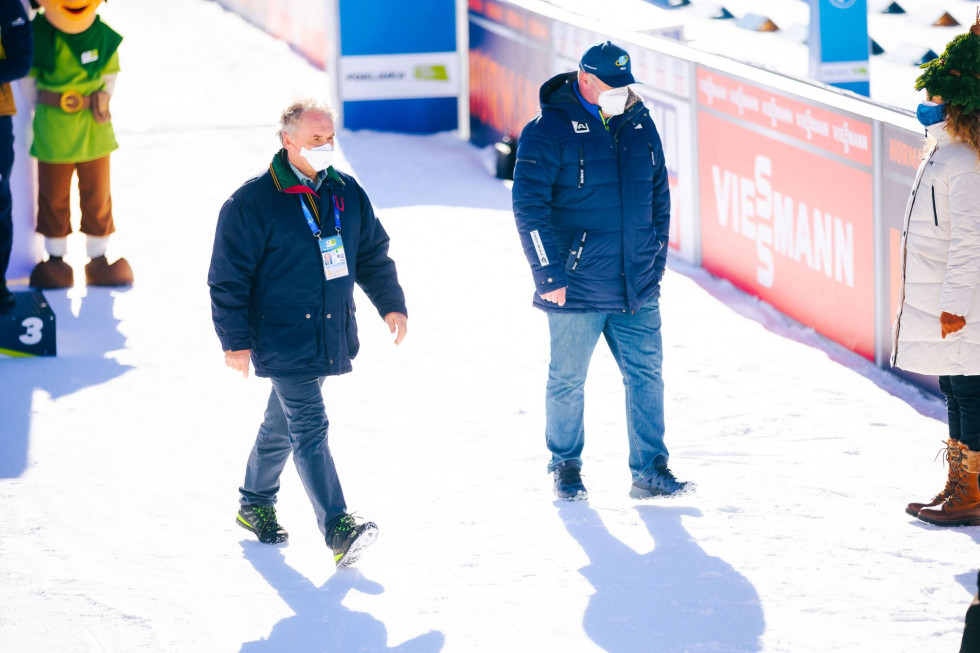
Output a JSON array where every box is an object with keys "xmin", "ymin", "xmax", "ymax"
[
  {"xmin": 208, "ymin": 99, "xmax": 407, "ymax": 568},
  {"xmin": 513, "ymin": 41, "xmax": 686, "ymax": 501}
]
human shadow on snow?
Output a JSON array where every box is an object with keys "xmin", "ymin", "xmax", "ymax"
[
  {"xmin": 557, "ymin": 503, "xmax": 764, "ymax": 653},
  {"xmin": 0, "ymin": 288, "xmax": 131, "ymax": 478},
  {"xmin": 238, "ymin": 542, "xmax": 445, "ymax": 653}
]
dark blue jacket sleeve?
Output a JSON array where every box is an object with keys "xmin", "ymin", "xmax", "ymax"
[
  {"xmin": 352, "ymin": 183, "xmax": 407, "ymax": 318},
  {"xmin": 208, "ymin": 192, "xmax": 266, "ymax": 351},
  {"xmin": 0, "ymin": 1, "xmax": 31, "ymax": 84},
  {"xmin": 650, "ymin": 129, "xmax": 671, "ymax": 282},
  {"xmin": 512, "ymin": 115, "xmax": 568, "ymax": 293}
]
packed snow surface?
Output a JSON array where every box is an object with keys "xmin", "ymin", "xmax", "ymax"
[{"xmin": 0, "ymin": 1, "xmax": 977, "ymax": 651}]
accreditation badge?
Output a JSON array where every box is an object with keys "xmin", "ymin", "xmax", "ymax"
[{"xmin": 319, "ymin": 235, "xmax": 349, "ymax": 280}]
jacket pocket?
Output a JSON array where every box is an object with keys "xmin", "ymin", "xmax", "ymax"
[
  {"xmin": 252, "ymin": 303, "xmax": 319, "ymax": 369},
  {"xmin": 345, "ymin": 300, "xmax": 360, "ymax": 359},
  {"xmin": 931, "ymin": 185, "xmax": 938, "ymax": 226}
]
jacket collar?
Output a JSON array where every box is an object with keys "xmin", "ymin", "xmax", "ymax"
[
  {"xmin": 926, "ymin": 122, "xmax": 952, "ymax": 146},
  {"xmin": 269, "ymin": 149, "xmax": 344, "ymax": 197}
]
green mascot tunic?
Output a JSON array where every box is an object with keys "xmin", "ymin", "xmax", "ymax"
[{"xmin": 30, "ymin": 14, "xmax": 121, "ymax": 163}]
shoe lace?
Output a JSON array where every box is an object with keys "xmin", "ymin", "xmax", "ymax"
[
  {"xmin": 656, "ymin": 465, "xmax": 678, "ymax": 482},
  {"xmin": 252, "ymin": 505, "xmax": 280, "ymax": 530},
  {"xmin": 333, "ymin": 513, "xmax": 358, "ymax": 534}
]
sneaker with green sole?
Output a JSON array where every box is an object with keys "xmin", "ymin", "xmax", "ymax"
[
  {"xmin": 328, "ymin": 514, "xmax": 378, "ymax": 567},
  {"xmin": 237, "ymin": 505, "xmax": 288, "ymax": 544}
]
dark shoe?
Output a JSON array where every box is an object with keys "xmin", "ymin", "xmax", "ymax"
[
  {"xmin": 29, "ymin": 257, "xmax": 73, "ymax": 289},
  {"xmin": 630, "ymin": 464, "xmax": 689, "ymax": 498},
  {"xmin": 553, "ymin": 461, "xmax": 588, "ymax": 501},
  {"xmin": 237, "ymin": 505, "xmax": 288, "ymax": 544},
  {"xmin": 328, "ymin": 514, "xmax": 378, "ymax": 567},
  {"xmin": 85, "ymin": 255, "xmax": 134, "ymax": 286}
]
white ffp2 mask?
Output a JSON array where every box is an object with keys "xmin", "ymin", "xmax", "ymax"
[
  {"xmin": 597, "ymin": 87, "xmax": 629, "ymax": 117},
  {"xmin": 300, "ymin": 143, "xmax": 334, "ymax": 171}
]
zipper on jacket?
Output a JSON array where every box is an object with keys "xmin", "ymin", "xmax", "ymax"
[
  {"xmin": 931, "ymin": 185, "xmax": 938, "ymax": 226},
  {"xmin": 578, "ymin": 147, "xmax": 585, "ymax": 188},
  {"xmin": 570, "ymin": 231, "xmax": 587, "ymax": 271}
]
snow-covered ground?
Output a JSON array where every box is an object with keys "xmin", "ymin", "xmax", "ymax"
[{"xmin": 1, "ymin": 1, "xmax": 977, "ymax": 651}]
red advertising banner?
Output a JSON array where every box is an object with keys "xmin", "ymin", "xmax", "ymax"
[
  {"xmin": 698, "ymin": 70, "xmax": 873, "ymax": 167},
  {"xmin": 697, "ymin": 69, "xmax": 874, "ymax": 359}
]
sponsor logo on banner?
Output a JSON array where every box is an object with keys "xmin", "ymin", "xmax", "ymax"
[
  {"xmin": 829, "ymin": 0, "xmax": 858, "ymax": 8},
  {"xmin": 415, "ymin": 65, "xmax": 449, "ymax": 82},
  {"xmin": 697, "ymin": 69, "xmax": 874, "ymax": 359},
  {"xmin": 340, "ymin": 52, "xmax": 458, "ymax": 101},
  {"xmin": 697, "ymin": 70, "xmax": 872, "ymax": 166}
]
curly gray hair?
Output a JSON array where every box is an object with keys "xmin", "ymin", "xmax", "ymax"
[{"xmin": 276, "ymin": 99, "xmax": 336, "ymax": 144}]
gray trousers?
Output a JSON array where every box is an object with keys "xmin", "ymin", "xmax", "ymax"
[{"xmin": 239, "ymin": 376, "xmax": 347, "ymax": 538}]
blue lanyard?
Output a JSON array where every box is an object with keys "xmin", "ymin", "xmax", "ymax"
[{"xmin": 299, "ymin": 195, "xmax": 342, "ymax": 239}]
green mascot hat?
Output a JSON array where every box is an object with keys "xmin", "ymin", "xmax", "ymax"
[{"xmin": 916, "ymin": 12, "xmax": 980, "ymax": 113}]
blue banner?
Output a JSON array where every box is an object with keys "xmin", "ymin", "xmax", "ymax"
[
  {"xmin": 808, "ymin": 0, "xmax": 870, "ymax": 96},
  {"xmin": 338, "ymin": 0, "xmax": 459, "ymax": 132}
]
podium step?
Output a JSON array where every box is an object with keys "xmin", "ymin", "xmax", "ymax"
[{"xmin": 0, "ymin": 290, "xmax": 57, "ymax": 357}]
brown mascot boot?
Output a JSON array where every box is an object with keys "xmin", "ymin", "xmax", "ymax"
[
  {"xmin": 906, "ymin": 439, "xmax": 967, "ymax": 516},
  {"xmin": 84, "ymin": 256, "xmax": 134, "ymax": 286},
  {"xmin": 29, "ymin": 257, "xmax": 74, "ymax": 289},
  {"xmin": 917, "ymin": 448, "xmax": 980, "ymax": 527}
]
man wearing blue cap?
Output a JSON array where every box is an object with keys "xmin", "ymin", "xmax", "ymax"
[{"xmin": 512, "ymin": 41, "xmax": 686, "ymax": 501}]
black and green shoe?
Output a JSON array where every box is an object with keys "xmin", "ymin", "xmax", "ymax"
[
  {"xmin": 328, "ymin": 514, "xmax": 378, "ymax": 567},
  {"xmin": 237, "ymin": 505, "xmax": 288, "ymax": 544}
]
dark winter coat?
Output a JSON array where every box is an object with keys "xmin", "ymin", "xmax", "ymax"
[
  {"xmin": 208, "ymin": 150, "xmax": 407, "ymax": 378},
  {"xmin": 512, "ymin": 72, "xmax": 670, "ymax": 313}
]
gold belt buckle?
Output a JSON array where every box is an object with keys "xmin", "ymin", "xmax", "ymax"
[{"xmin": 59, "ymin": 90, "xmax": 83, "ymax": 113}]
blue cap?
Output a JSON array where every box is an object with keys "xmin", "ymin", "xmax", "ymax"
[{"xmin": 579, "ymin": 41, "xmax": 636, "ymax": 88}]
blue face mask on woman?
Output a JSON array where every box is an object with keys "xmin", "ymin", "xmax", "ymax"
[{"xmin": 917, "ymin": 101, "xmax": 947, "ymax": 127}]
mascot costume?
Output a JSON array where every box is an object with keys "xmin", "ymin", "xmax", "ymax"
[{"xmin": 25, "ymin": 0, "xmax": 131, "ymax": 288}]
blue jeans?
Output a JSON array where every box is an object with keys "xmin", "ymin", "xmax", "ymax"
[
  {"xmin": 545, "ymin": 300, "xmax": 668, "ymax": 480},
  {"xmin": 240, "ymin": 376, "xmax": 347, "ymax": 539}
]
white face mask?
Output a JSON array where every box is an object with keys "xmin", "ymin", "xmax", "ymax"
[
  {"xmin": 299, "ymin": 143, "xmax": 334, "ymax": 172},
  {"xmin": 596, "ymin": 86, "xmax": 629, "ymax": 117}
]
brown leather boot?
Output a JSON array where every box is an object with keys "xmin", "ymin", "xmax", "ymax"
[
  {"xmin": 29, "ymin": 257, "xmax": 74, "ymax": 289},
  {"xmin": 906, "ymin": 439, "xmax": 966, "ymax": 516},
  {"xmin": 917, "ymin": 448, "xmax": 980, "ymax": 527},
  {"xmin": 84, "ymin": 255, "xmax": 134, "ymax": 286}
]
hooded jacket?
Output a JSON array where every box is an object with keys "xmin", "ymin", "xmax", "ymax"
[
  {"xmin": 208, "ymin": 151, "xmax": 407, "ymax": 378},
  {"xmin": 512, "ymin": 72, "xmax": 670, "ymax": 313},
  {"xmin": 891, "ymin": 124, "xmax": 980, "ymax": 375}
]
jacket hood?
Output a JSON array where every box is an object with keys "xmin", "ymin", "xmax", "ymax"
[{"xmin": 539, "ymin": 72, "xmax": 581, "ymax": 110}]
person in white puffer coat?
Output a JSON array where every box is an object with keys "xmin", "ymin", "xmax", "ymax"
[{"xmin": 892, "ymin": 21, "xmax": 980, "ymax": 528}]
